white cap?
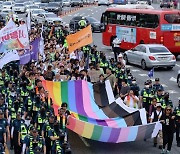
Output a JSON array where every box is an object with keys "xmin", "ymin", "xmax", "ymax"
[
  {"xmin": 156, "ymin": 103, "xmax": 162, "ymax": 107},
  {"xmin": 118, "ymin": 54, "xmax": 123, "ymax": 58}
]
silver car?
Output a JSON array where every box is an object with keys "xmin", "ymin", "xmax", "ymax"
[{"xmin": 124, "ymin": 44, "xmax": 176, "ymax": 70}]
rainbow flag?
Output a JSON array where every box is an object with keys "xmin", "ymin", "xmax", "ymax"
[{"xmin": 67, "ymin": 115, "xmax": 161, "ymax": 143}]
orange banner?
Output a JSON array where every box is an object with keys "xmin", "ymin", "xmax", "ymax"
[{"xmin": 66, "ymin": 25, "xmax": 93, "ymax": 53}]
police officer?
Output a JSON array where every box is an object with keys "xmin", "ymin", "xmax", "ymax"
[
  {"xmin": 163, "ymin": 92, "xmax": 173, "ymax": 108},
  {"xmin": 35, "ymin": 105, "xmax": 47, "ymax": 134},
  {"xmin": 78, "ymin": 17, "xmax": 87, "ymax": 30},
  {"xmin": 32, "ymin": 95, "xmax": 42, "ymax": 123},
  {"xmin": 130, "ymin": 78, "xmax": 140, "ymax": 97},
  {"xmin": 0, "ymin": 118, "xmax": 6, "ymax": 153},
  {"xmin": 174, "ymin": 99, "xmax": 180, "ymax": 147},
  {"xmin": 112, "ymin": 35, "xmax": 121, "ymax": 62},
  {"xmin": 0, "ymin": 95, "xmax": 8, "ymax": 119},
  {"xmin": 155, "ymin": 88, "xmax": 165, "ymax": 109},
  {"xmin": 11, "ymin": 112, "xmax": 25, "ymax": 154},
  {"xmin": 18, "ymin": 123, "xmax": 28, "ymax": 153},
  {"xmin": 153, "ymin": 78, "xmax": 164, "ymax": 94},
  {"xmin": 26, "ymin": 128, "xmax": 46, "ymax": 154},
  {"xmin": 140, "ymin": 82, "xmax": 154, "ymax": 115},
  {"xmin": 42, "ymin": 114, "xmax": 55, "ymax": 154}
]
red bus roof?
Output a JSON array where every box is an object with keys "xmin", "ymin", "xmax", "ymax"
[{"xmin": 106, "ymin": 8, "xmax": 180, "ymax": 15}]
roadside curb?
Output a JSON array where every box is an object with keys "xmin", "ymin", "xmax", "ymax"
[{"xmin": 59, "ymin": 4, "xmax": 97, "ymax": 18}]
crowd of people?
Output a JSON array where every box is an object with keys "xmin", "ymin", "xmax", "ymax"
[{"xmin": 0, "ymin": 16, "xmax": 179, "ymax": 154}]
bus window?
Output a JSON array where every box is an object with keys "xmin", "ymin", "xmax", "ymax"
[
  {"xmin": 108, "ymin": 12, "xmax": 117, "ymax": 24},
  {"xmin": 138, "ymin": 14, "xmax": 159, "ymax": 28},
  {"xmin": 164, "ymin": 14, "xmax": 180, "ymax": 24}
]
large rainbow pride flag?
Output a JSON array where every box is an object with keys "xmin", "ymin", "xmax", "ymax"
[{"xmin": 42, "ymin": 80, "xmax": 160, "ymax": 143}]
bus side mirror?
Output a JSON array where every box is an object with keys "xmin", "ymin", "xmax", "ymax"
[{"xmin": 100, "ymin": 12, "xmax": 106, "ymax": 32}]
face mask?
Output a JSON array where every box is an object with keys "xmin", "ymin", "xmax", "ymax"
[
  {"xmin": 145, "ymin": 85, "xmax": 149, "ymax": 88},
  {"xmin": 10, "ymin": 92, "xmax": 16, "ymax": 97},
  {"xmin": 128, "ymin": 76, "xmax": 131, "ymax": 79},
  {"xmin": 132, "ymin": 81, "xmax": 136, "ymax": 84},
  {"xmin": 121, "ymin": 69, "xmax": 125, "ymax": 72}
]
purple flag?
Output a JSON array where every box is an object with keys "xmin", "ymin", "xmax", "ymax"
[{"xmin": 19, "ymin": 38, "xmax": 40, "ymax": 65}]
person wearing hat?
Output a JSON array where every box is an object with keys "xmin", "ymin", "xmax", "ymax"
[
  {"xmin": 25, "ymin": 128, "xmax": 46, "ymax": 154},
  {"xmin": 130, "ymin": 78, "xmax": 140, "ymax": 97},
  {"xmin": 11, "ymin": 112, "xmax": 25, "ymax": 154},
  {"xmin": 163, "ymin": 92, "xmax": 173, "ymax": 109},
  {"xmin": 0, "ymin": 114, "xmax": 7, "ymax": 153},
  {"xmin": 150, "ymin": 103, "xmax": 163, "ymax": 149},
  {"xmin": 160, "ymin": 106, "xmax": 176, "ymax": 154},
  {"xmin": 140, "ymin": 81, "xmax": 154, "ymax": 114},
  {"xmin": 155, "ymin": 88, "xmax": 165, "ymax": 109},
  {"xmin": 153, "ymin": 78, "xmax": 164, "ymax": 94},
  {"xmin": 42, "ymin": 114, "xmax": 55, "ymax": 154},
  {"xmin": 117, "ymin": 54, "xmax": 126, "ymax": 67},
  {"xmin": 112, "ymin": 35, "xmax": 121, "ymax": 62},
  {"xmin": 173, "ymin": 99, "xmax": 180, "ymax": 147}
]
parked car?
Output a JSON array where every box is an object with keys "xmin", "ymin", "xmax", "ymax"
[
  {"xmin": 33, "ymin": 0, "xmax": 41, "ymax": 5},
  {"xmin": 69, "ymin": 16, "xmax": 102, "ymax": 32},
  {"xmin": 123, "ymin": 44, "xmax": 176, "ymax": 70},
  {"xmin": 98, "ymin": 0, "xmax": 110, "ymax": 6},
  {"xmin": 160, "ymin": 0, "xmax": 173, "ymax": 8},
  {"xmin": 31, "ymin": 9, "xmax": 46, "ymax": 21},
  {"xmin": 34, "ymin": 12, "xmax": 63, "ymax": 25},
  {"xmin": 177, "ymin": 70, "xmax": 180, "ymax": 87},
  {"xmin": 137, "ymin": 0, "xmax": 151, "ymax": 5},
  {"xmin": 128, "ymin": 0, "xmax": 137, "ymax": 4},
  {"xmin": 45, "ymin": 2, "xmax": 62, "ymax": 14},
  {"xmin": 0, "ymin": 9, "xmax": 18, "ymax": 21},
  {"xmin": 38, "ymin": 3, "xmax": 48, "ymax": 10},
  {"xmin": 70, "ymin": 0, "xmax": 83, "ymax": 7},
  {"xmin": 26, "ymin": 4, "xmax": 39, "ymax": 13},
  {"xmin": 63, "ymin": 0, "xmax": 71, "ymax": 6},
  {"xmin": 3, "ymin": 1, "xmax": 14, "ymax": 9},
  {"xmin": 12, "ymin": 3, "xmax": 26, "ymax": 13}
]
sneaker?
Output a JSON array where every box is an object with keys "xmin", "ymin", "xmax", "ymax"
[
  {"xmin": 166, "ymin": 150, "xmax": 170, "ymax": 154},
  {"xmin": 153, "ymin": 143, "xmax": 157, "ymax": 147},
  {"xmin": 159, "ymin": 145, "xmax": 163, "ymax": 149},
  {"xmin": 161, "ymin": 149, "xmax": 166, "ymax": 154}
]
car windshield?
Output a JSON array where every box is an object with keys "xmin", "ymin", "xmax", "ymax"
[
  {"xmin": 32, "ymin": 10, "xmax": 46, "ymax": 14},
  {"xmin": 4, "ymin": 2, "xmax": 12, "ymax": 5},
  {"xmin": 28, "ymin": 5, "xmax": 39, "ymax": 9},
  {"xmin": 149, "ymin": 47, "xmax": 170, "ymax": 53},
  {"xmin": 86, "ymin": 17, "xmax": 98, "ymax": 22},
  {"xmin": 46, "ymin": 13, "xmax": 57, "ymax": 18},
  {"xmin": 49, "ymin": 3, "xmax": 57, "ymax": 6},
  {"xmin": 15, "ymin": 3, "xmax": 24, "ymax": 6}
]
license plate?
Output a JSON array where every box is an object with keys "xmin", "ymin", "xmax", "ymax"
[{"xmin": 175, "ymin": 42, "xmax": 180, "ymax": 46}]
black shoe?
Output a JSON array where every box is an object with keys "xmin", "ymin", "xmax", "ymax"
[
  {"xmin": 159, "ymin": 145, "xmax": 163, "ymax": 149},
  {"xmin": 177, "ymin": 142, "xmax": 180, "ymax": 147},
  {"xmin": 144, "ymin": 139, "xmax": 146, "ymax": 141},
  {"xmin": 153, "ymin": 143, "xmax": 157, "ymax": 147},
  {"xmin": 10, "ymin": 147, "xmax": 13, "ymax": 150}
]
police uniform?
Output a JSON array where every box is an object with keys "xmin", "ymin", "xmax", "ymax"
[
  {"xmin": 0, "ymin": 124, "xmax": 6, "ymax": 147},
  {"xmin": 174, "ymin": 103, "xmax": 180, "ymax": 147}
]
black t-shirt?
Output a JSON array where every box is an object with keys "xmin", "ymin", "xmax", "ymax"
[{"xmin": 161, "ymin": 114, "xmax": 175, "ymax": 133}]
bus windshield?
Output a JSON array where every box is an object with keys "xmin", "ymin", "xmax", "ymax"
[{"xmin": 165, "ymin": 14, "xmax": 180, "ymax": 24}]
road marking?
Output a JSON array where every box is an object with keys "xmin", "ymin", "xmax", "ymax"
[
  {"xmin": 176, "ymin": 64, "xmax": 180, "ymax": 67},
  {"xmin": 92, "ymin": 13, "xmax": 94, "ymax": 14},
  {"xmin": 166, "ymin": 90, "xmax": 178, "ymax": 94},
  {"xmin": 79, "ymin": 135, "xmax": 90, "ymax": 147},
  {"xmin": 126, "ymin": 65, "xmax": 132, "ymax": 68},
  {"xmin": 139, "ymin": 74, "xmax": 148, "ymax": 77},
  {"xmin": 161, "ymin": 84, "xmax": 168, "ymax": 88},
  {"xmin": 169, "ymin": 77, "xmax": 177, "ymax": 82},
  {"xmin": 131, "ymin": 69, "xmax": 140, "ymax": 72}
]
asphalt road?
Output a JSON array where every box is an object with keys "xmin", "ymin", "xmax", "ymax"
[{"xmin": 61, "ymin": 4, "xmax": 180, "ymax": 154}]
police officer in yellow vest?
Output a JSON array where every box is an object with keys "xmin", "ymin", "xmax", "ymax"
[
  {"xmin": 163, "ymin": 92, "xmax": 173, "ymax": 109},
  {"xmin": 78, "ymin": 17, "xmax": 87, "ymax": 30},
  {"xmin": 32, "ymin": 95, "xmax": 42, "ymax": 123},
  {"xmin": 155, "ymin": 88, "xmax": 165, "ymax": 109},
  {"xmin": 140, "ymin": 82, "xmax": 154, "ymax": 115},
  {"xmin": 18, "ymin": 123, "xmax": 28, "ymax": 153},
  {"xmin": 174, "ymin": 99, "xmax": 180, "ymax": 147}
]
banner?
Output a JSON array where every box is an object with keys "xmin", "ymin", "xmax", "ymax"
[
  {"xmin": 66, "ymin": 25, "xmax": 93, "ymax": 53},
  {"xmin": 19, "ymin": 38, "xmax": 40, "ymax": 64},
  {"xmin": 0, "ymin": 50, "xmax": 20, "ymax": 69},
  {"xmin": 0, "ymin": 20, "xmax": 29, "ymax": 51}
]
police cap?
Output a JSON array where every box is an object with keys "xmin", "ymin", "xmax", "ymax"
[
  {"xmin": 144, "ymin": 81, "xmax": 149, "ymax": 85},
  {"xmin": 157, "ymin": 87, "xmax": 163, "ymax": 91},
  {"xmin": 155, "ymin": 78, "xmax": 160, "ymax": 81}
]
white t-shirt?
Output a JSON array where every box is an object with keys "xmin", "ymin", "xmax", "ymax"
[{"xmin": 124, "ymin": 96, "xmax": 139, "ymax": 109}]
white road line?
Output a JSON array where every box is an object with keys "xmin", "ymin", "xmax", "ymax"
[
  {"xmin": 176, "ymin": 64, "xmax": 180, "ymax": 67},
  {"xmin": 139, "ymin": 74, "xmax": 148, "ymax": 77},
  {"xmin": 166, "ymin": 90, "xmax": 178, "ymax": 94},
  {"xmin": 169, "ymin": 77, "xmax": 177, "ymax": 82},
  {"xmin": 92, "ymin": 13, "xmax": 94, "ymax": 14},
  {"xmin": 161, "ymin": 84, "xmax": 168, "ymax": 88},
  {"xmin": 126, "ymin": 65, "xmax": 132, "ymax": 68},
  {"xmin": 131, "ymin": 69, "xmax": 140, "ymax": 72},
  {"xmin": 79, "ymin": 135, "xmax": 90, "ymax": 147}
]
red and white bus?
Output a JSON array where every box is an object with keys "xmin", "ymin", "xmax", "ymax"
[{"xmin": 101, "ymin": 7, "xmax": 180, "ymax": 55}]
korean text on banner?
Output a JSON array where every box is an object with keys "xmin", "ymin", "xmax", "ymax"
[{"xmin": 66, "ymin": 25, "xmax": 93, "ymax": 53}]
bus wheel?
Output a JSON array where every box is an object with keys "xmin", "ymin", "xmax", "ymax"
[
  {"xmin": 141, "ymin": 60, "xmax": 147, "ymax": 70},
  {"xmin": 124, "ymin": 54, "xmax": 129, "ymax": 64},
  {"xmin": 140, "ymin": 40, "xmax": 144, "ymax": 44}
]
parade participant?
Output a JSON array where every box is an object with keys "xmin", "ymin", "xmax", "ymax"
[
  {"xmin": 112, "ymin": 36, "xmax": 121, "ymax": 62},
  {"xmin": 120, "ymin": 79, "xmax": 130, "ymax": 101},
  {"xmin": 161, "ymin": 106, "xmax": 176, "ymax": 154},
  {"xmin": 26, "ymin": 128, "xmax": 46, "ymax": 154},
  {"xmin": 61, "ymin": 103, "xmax": 70, "ymax": 117},
  {"xmin": 150, "ymin": 103, "xmax": 163, "ymax": 149},
  {"xmin": 11, "ymin": 112, "xmax": 25, "ymax": 154},
  {"xmin": 124, "ymin": 90, "xmax": 139, "ymax": 109},
  {"xmin": 153, "ymin": 78, "xmax": 164, "ymax": 94},
  {"xmin": 117, "ymin": 54, "xmax": 126, "ymax": 68},
  {"xmin": 149, "ymin": 97, "xmax": 157, "ymax": 120},
  {"xmin": 174, "ymin": 99, "xmax": 180, "ymax": 147}
]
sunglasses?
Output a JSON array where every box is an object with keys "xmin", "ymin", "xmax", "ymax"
[{"xmin": 166, "ymin": 109, "xmax": 171, "ymax": 111}]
